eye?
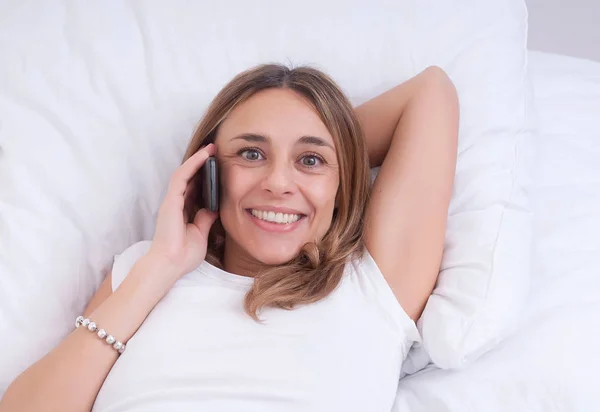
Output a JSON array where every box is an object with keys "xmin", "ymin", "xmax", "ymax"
[
  {"xmin": 239, "ymin": 148, "xmax": 264, "ymax": 161},
  {"xmin": 300, "ymin": 153, "xmax": 324, "ymax": 168}
]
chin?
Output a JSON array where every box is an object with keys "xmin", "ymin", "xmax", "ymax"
[{"xmin": 248, "ymin": 244, "xmax": 302, "ymax": 266}]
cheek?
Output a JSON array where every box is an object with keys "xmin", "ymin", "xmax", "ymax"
[
  {"xmin": 219, "ymin": 163, "xmax": 258, "ymax": 207},
  {"xmin": 303, "ymin": 174, "xmax": 339, "ymax": 212}
]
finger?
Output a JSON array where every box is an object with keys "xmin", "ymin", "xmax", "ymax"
[
  {"xmin": 168, "ymin": 144, "xmax": 216, "ymax": 197},
  {"xmin": 183, "ymin": 175, "xmax": 198, "ymax": 204},
  {"xmin": 182, "ymin": 202, "xmax": 189, "ymax": 223},
  {"xmin": 192, "ymin": 208, "xmax": 218, "ymax": 235}
]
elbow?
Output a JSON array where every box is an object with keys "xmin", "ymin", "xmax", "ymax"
[
  {"xmin": 422, "ymin": 66, "xmax": 459, "ymax": 124},
  {"xmin": 422, "ymin": 66, "xmax": 457, "ymax": 96},
  {"xmin": 422, "ymin": 65, "xmax": 450, "ymax": 82},
  {"xmin": 414, "ymin": 67, "xmax": 460, "ymax": 151}
]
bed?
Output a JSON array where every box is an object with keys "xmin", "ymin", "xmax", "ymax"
[{"xmin": 393, "ymin": 51, "xmax": 600, "ymax": 411}]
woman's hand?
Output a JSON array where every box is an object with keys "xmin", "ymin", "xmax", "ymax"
[{"xmin": 147, "ymin": 143, "xmax": 219, "ymax": 286}]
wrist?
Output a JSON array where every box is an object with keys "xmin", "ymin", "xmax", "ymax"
[{"xmin": 123, "ymin": 253, "xmax": 183, "ymax": 300}]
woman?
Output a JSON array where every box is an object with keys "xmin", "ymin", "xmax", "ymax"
[{"xmin": 1, "ymin": 64, "xmax": 458, "ymax": 411}]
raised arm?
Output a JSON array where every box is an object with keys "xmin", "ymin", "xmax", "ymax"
[{"xmin": 356, "ymin": 66, "xmax": 459, "ymax": 321}]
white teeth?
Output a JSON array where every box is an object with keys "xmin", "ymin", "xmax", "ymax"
[{"xmin": 250, "ymin": 209, "xmax": 301, "ymax": 224}]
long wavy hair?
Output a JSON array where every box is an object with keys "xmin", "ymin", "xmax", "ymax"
[{"xmin": 182, "ymin": 64, "xmax": 371, "ymax": 321}]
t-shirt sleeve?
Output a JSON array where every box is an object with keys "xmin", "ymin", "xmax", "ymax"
[
  {"xmin": 348, "ymin": 248, "xmax": 422, "ymax": 352},
  {"xmin": 110, "ymin": 240, "xmax": 153, "ymax": 292}
]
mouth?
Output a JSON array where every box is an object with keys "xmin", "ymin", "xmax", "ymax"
[{"xmin": 245, "ymin": 208, "xmax": 307, "ymax": 233}]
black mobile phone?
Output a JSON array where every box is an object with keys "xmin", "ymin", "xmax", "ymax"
[{"xmin": 201, "ymin": 156, "xmax": 219, "ymax": 212}]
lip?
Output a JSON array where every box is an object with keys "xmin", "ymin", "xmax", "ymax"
[
  {"xmin": 245, "ymin": 209, "xmax": 306, "ymax": 233},
  {"xmin": 247, "ymin": 205, "xmax": 306, "ymax": 215}
]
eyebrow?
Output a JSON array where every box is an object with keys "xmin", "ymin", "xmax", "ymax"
[{"xmin": 231, "ymin": 133, "xmax": 334, "ymax": 150}]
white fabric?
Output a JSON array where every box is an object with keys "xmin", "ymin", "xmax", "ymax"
[
  {"xmin": 406, "ymin": 2, "xmax": 535, "ymax": 369},
  {"xmin": 91, "ymin": 241, "xmax": 419, "ymax": 411},
  {"xmin": 0, "ymin": 0, "xmax": 533, "ymax": 394},
  {"xmin": 391, "ymin": 51, "xmax": 600, "ymax": 411}
]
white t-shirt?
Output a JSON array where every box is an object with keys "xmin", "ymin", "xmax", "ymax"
[{"xmin": 93, "ymin": 241, "xmax": 420, "ymax": 412}]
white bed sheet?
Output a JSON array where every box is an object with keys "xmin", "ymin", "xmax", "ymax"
[{"xmin": 392, "ymin": 51, "xmax": 600, "ymax": 411}]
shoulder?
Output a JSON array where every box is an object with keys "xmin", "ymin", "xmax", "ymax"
[
  {"xmin": 110, "ymin": 240, "xmax": 153, "ymax": 292},
  {"xmin": 344, "ymin": 247, "xmax": 421, "ymax": 345}
]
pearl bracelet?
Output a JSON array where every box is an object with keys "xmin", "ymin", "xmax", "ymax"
[{"xmin": 75, "ymin": 316, "xmax": 127, "ymax": 354}]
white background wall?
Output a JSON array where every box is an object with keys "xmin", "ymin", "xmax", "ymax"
[{"xmin": 526, "ymin": 0, "xmax": 600, "ymax": 62}]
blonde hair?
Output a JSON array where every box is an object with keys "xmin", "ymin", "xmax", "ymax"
[{"xmin": 182, "ymin": 64, "xmax": 371, "ymax": 321}]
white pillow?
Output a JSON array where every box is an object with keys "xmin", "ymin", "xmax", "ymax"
[
  {"xmin": 0, "ymin": 0, "xmax": 533, "ymax": 392},
  {"xmin": 403, "ymin": 2, "xmax": 535, "ymax": 369}
]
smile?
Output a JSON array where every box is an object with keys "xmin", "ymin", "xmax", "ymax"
[
  {"xmin": 250, "ymin": 209, "xmax": 302, "ymax": 224},
  {"xmin": 245, "ymin": 208, "xmax": 306, "ymax": 233}
]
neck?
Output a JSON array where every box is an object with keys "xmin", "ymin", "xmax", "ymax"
[{"xmin": 222, "ymin": 235, "xmax": 266, "ymax": 277}]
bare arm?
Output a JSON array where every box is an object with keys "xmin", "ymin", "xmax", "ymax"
[
  {"xmin": 0, "ymin": 255, "xmax": 178, "ymax": 412},
  {"xmin": 83, "ymin": 273, "xmax": 114, "ymax": 318},
  {"xmin": 357, "ymin": 66, "xmax": 459, "ymax": 320}
]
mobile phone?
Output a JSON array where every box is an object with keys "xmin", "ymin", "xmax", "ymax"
[{"xmin": 201, "ymin": 156, "xmax": 219, "ymax": 212}]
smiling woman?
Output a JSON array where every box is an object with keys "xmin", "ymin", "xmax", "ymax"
[
  {"xmin": 1, "ymin": 63, "xmax": 457, "ymax": 412},
  {"xmin": 181, "ymin": 65, "xmax": 372, "ymax": 321}
]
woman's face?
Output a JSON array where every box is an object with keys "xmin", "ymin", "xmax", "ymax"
[{"xmin": 214, "ymin": 88, "xmax": 339, "ymax": 266}]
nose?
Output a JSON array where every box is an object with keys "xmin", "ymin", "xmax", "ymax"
[{"xmin": 261, "ymin": 159, "xmax": 297, "ymax": 196}]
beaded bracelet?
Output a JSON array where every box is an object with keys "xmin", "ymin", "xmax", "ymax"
[{"xmin": 75, "ymin": 316, "xmax": 127, "ymax": 354}]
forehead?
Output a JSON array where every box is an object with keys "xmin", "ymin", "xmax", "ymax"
[{"xmin": 217, "ymin": 88, "xmax": 334, "ymax": 146}]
